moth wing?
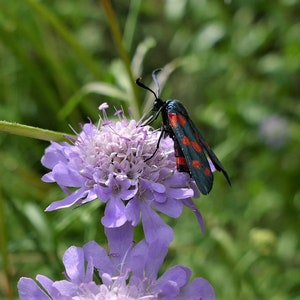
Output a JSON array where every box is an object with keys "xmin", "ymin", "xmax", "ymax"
[
  {"xmin": 189, "ymin": 120, "xmax": 231, "ymax": 186},
  {"xmin": 168, "ymin": 112, "xmax": 214, "ymax": 195}
]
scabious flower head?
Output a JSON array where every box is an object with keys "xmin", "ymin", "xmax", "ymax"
[
  {"xmin": 18, "ymin": 223, "xmax": 215, "ymax": 300},
  {"xmin": 259, "ymin": 114, "xmax": 288, "ymax": 149},
  {"xmin": 41, "ymin": 103, "xmax": 205, "ymax": 243}
]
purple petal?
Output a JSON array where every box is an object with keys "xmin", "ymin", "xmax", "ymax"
[
  {"xmin": 156, "ymin": 266, "xmax": 191, "ymax": 288},
  {"xmin": 157, "ymin": 282, "xmax": 180, "ymax": 299},
  {"xmin": 177, "ymin": 277, "xmax": 215, "ymax": 300},
  {"xmin": 165, "ymin": 172, "xmax": 190, "ymax": 186},
  {"xmin": 41, "ymin": 142, "xmax": 69, "ymax": 169},
  {"xmin": 153, "ymin": 197, "xmax": 183, "ymax": 218},
  {"xmin": 94, "ymin": 185, "xmax": 111, "ymax": 202},
  {"xmin": 80, "ymin": 189, "xmax": 98, "ymax": 204},
  {"xmin": 62, "ymin": 246, "xmax": 85, "ymax": 283},
  {"xmin": 120, "ymin": 186, "xmax": 137, "ymax": 200},
  {"xmin": 182, "ymin": 198, "xmax": 205, "ymax": 232},
  {"xmin": 52, "ymin": 163, "xmax": 83, "ymax": 187},
  {"xmin": 52, "ymin": 280, "xmax": 78, "ymax": 297},
  {"xmin": 35, "ymin": 275, "xmax": 59, "ymax": 298},
  {"xmin": 141, "ymin": 203, "xmax": 174, "ymax": 245},
  {"xmin": 153, "ymin": 191, "xmax": 167, "ymax": 203},
  {"xmin": 126, "ymin": 240, "xmax": 148, "ymax": 278},
  {"xmin": 83, "ymin": 255, "xmax": 95, "ymax": 282},
  {"xmin": 83, "ymin": 241, "xmax": 114, "ymax": 276},
  {"xmin": 155, "ymin": 280, "xmax": 180, "ymax": 299},
  {"xmin": 41, "ymin": 172, "xmax": 55, "ymax": 183},
  {"xmin": 105, "ymin": 222, "xmax": 134, "ymax": 257},
  {"xmin": 45, "ymin": 188, "xmax": 88, "ymax": 211},
  {"xmin": 167, "ymin": 187, "xmax": 194, "ymax": 199},
  {"xmin": 144, "ymin": 239, "xmax": 169, "ymax": 280},
  {"xmin": 18, "ymin": 277, "xmax": 50, "ymax": 300},
  {"xmin": 150, "ymin": 181, "xmax": 166, "ymax": 193},
  {"xmin": 101, "ymin": 197, "xmax": 127, "ymax": 227},
  {"xmin": 190, "ymin": 180, "xmax": 200, "ymax": 198},
  {"xmin": 153, "ymin": 266, "xmax": 191, "ymax": 299},
  {"xmin": 125, "ymin": 198, "xmax": 141, "ymax": 226}
]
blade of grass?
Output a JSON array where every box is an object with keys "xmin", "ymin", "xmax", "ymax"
[
  {"xmin": 0, "ymin": 185, "xmax": 14, "ymax": 300},
  {"xmin": 0, "ymin": 26, "xmax": 61, "ymax": 113},
  {"xmin": 123, "ymin": 0, "xmax": 141, "ymax": 52},
  {"xmin": 100, "ymin": 0, "xmax": 141, "ymax": 118},
  {"xmin": 24, "ymin": 0, "xmax": 103, "ymax": 81}
]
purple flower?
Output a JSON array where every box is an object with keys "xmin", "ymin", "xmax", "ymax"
[
  {"xmin": 18, "ymin": 223, "xmax": 215, "ymax": 300},
  {"xmin": 41, "ymin": 104, "xmax": 205, "ymax": 243},
  {"xmin": 259, "ymin": 114, "xmax": 288, "ymax": 149}
]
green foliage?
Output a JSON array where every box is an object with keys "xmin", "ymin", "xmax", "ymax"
[{"xmin": 0, "ymin": 0, "xmax": 299, "ymax": 299}]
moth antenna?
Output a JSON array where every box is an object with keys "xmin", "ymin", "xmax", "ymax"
[
  {"xmin": 152, "ymin": 68, "xmax": 162, "ymax": 97},
  {"xmin": 136, "ymin": 77, "xmax": 157, "ymax": 99}
]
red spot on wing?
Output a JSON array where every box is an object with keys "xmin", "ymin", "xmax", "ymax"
[
  {"xmin": 176, "ymin": 157, "xmax": 189, "ymax": 172},
  {"xmin": 174, "ymin": 147, "xmax": 180, "ymax": 156},
  {"xmin": 176, "ymin": 156, "xmax": 187, "ymax": 165},
  {"xmin": 192, "ymin": 160, "xmax": 201, "ymax": 169},
  {"xmin": 181, "ymin": 136, "xmax": 191, "ymax": 145},
  {"xmin": 168, "ymin": 113, "xmax": 187, "ymax": 127},
  {"xmin": 178, "ymin": 114, "xmax": 187, "ymax": 126},
  {"xmin": 168, "ymin": 113, "xmax": 178, "ymax": 127},
  {"xmin": 191, "ymin": 141, "xmax": 202, "ymax": 152},
  {"xmin": 204, "ymin": 167, "xmax": 211, "ymax": 176}
]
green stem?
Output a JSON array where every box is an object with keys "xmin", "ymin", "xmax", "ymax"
[
  {"xmin": 123, "ymin": 0, "xmax": 141, "ymax": 52},
  {"xmin": 100, "ymin": 0, "xmax": 141, "ymax": 118},
  {"xmin": 0, "ymin": 121, "xmax": 71, "ymax": 142}
]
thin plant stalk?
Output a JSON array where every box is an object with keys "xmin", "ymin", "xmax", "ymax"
[{"xmin": 100, "ymin": 0, "xmax": 141, "ymax": 118}]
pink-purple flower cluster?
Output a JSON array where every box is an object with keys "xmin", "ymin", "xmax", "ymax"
[{"xmin": 41, "ymin": 103, "xmax": 204, "ymax": 243}]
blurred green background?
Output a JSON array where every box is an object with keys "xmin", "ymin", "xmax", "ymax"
[{"xmin": 0, "ymin": 0, "xmax": 299, "ymax": 299}]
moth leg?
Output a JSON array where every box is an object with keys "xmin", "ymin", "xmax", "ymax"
[{"xmin": 145, "ymin": 128, "xmax": 166, "ymax": 162}]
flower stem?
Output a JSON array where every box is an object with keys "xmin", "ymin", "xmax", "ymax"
[
  {"xmin": 100, "ymin": 0, "xmax": 141, "ymax": 118},
  {"xmin": 0, "ymin": 186, "xmax": 14, "ymax": 300},
  {"xmin": 0, "ymin": 121, "xmax": 71, "ymax": 142}
]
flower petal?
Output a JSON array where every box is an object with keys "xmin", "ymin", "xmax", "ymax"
[
  {"xmin": 45, "ymin": 188, "xmax": 88, "ymax": 211},
  {"xmin": 141, "ymin": 203, "xmax": 173, "ymax": 245},
  {"xmin": 101, "ymin": 197, "xmax": 127, "ymax": 227},
  {"xmin": 153, "ymin": 197, "xmax": 183, "ymax": 218},
  {"xmin": 18, "ymin": 277, "xmax": 50, "ymax": 300},
  {"xmin": 145, "ymin": 239, "xmax": 169, "ymax": 280},
  {"xmin": 105, "ymin": 222, "xmax": 134, "ymax": 257},
  {"xmin": 182, "ymin": 198, "xmax": 205, "ymax": 232},
  {"xmin": 83, "ymin": 241, "xmax": 114, "ymax": 276},
  {"xmin": 52, "ymin": 163, "xmax": 83, "ymax": 187},
  {"xmin": 124, "ymin": 198, "xmax": 141, "ymax": 226},
  {"xmin": 63, "ymin": 246, "xmax": 85, "ymax": 283},
  {"xmin": 41, "ymin": 142, "xmax": 69, "ymax": 169},
  {"xmin": 153, "ymin": 266, "xmax": 191, "ymax": 299},
  {"xmin": 36, "ymin": 275, "xmax": 59, "ymax": 298},
  {"xmin": 126, "ymin": 240, "xmax": 148, "ymax": 278},
  {"xmin": 52, "ymin": 280, "xmax": 78, "ymax": 297},
  {"xmin": 177, "ymin": 277, "xmax": 215, "ymax": 300},
  {"xmin": 167, "ymin": 187, "xmax": 194, "ymax": 199},
  {"xmin": 156, "ymin": 265, "xmax": 191, "ymax": 288}
]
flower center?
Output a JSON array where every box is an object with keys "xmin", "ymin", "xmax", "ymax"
[{"xmin": 72, "ymin": 274, "xmax": 158, "ymax": 300}]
